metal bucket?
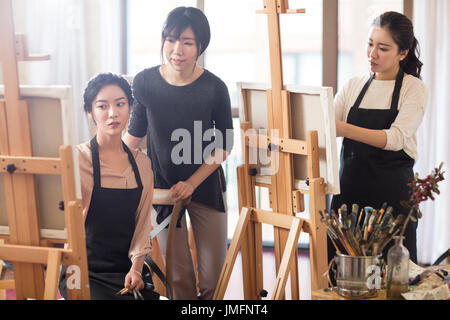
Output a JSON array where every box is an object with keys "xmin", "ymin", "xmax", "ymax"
[{"xmin": 330, "ymin": 254, "xmax": 384, "ymax": 299}]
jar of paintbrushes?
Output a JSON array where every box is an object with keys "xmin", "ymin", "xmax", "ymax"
[{"xmin": 320, "ymin": 203, "xmax": 406, "ymax": 299}]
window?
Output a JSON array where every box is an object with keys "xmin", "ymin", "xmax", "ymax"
[
  {"xmin": 204, "ymin": 0, "xmax": 323, "ymax": 108},
  {"xmin": 126, "ymin": 0, "xmax": 197, "ymax": 76},
  {"xmin": 337, "ymin": 0, "xmax": 403, "ymax": 90},
  {"xmin": 204, "ymin": 0, "xmax": 323, "ymax": 244}
]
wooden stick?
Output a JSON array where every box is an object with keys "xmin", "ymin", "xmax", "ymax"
[
  {"xmin": 43, "ymin": 249, "xmax": 61, "ymax": 300},
  {"xmin": 272, "ymin": 218, "xmax": 303, "ymax": 299},
  {"xmin": 213, "ymin": 207, "xmax": 251, "ymax": 300}
]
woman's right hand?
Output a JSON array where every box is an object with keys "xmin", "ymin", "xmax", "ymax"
[
  {"xmin": 123, "ymin": 269, "xmax": 144, "ymax": 294},
  {"xmin": 170, "ymin": 181, "xmax": 194, "ymax": 202}
]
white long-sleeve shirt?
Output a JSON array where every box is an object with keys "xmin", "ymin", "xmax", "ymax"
[{"xmin": 334, "ymin": 73, "xmax": 427, "ymax": 161}]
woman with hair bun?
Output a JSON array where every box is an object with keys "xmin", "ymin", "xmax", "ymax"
[
  {"xmin": 124, "ymin": 7, "xmax": 233, "ymax": 300},
  {"xmin": 330, "ymin": 11, "xmax": 427, "ymax": 264},
  {"xmin": 58, "ymin": 73, "xmax": 158, "ymax": 300}
]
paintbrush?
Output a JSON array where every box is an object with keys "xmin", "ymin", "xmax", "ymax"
[
  {"xmin": 320, "ymin": 210, "xmax": 346, "ymax": 253},
  {"xmin": 350, "ymin": 203, "xmax": 359, "ymax": 234},
  {"xmin": 359, "ymin": 207, "xmax": 373, "ymax": 254},
  {"xmin": 344, "ymin": 227, "xmax": 362, "ymax": 256},
  {"xmin": 388, "ymin": 214, "xmax": 406, "ymax": 235},
  {"xmin": 323, "ymin": 213, "xmax": 340, "ymax": 240},
  {"xmin": 355, "ymin": 225, "xmax": 363, "ymax": 242},
  {"xmin": 379, "ymin": 206, "xmax": 393, "ymax": 229},
  {"xmin": 367, "ymin": 225, "xmax": 380, "ymax": 247},
  {"xmin": 356, "ymin": 208, "xmax": 364, "ymax": 228},
  {"xmin": 371, "ymin": 227, "xmax": 390, "ymax": 255},
  {"xmin": 376, "ymin": 202, "xmax": 388, "ymax": 225},
  {"xmin": 330, "ymin": 217, "xmax": 356, "ymax": 256},
  {"xmin": 362, "ymin": 207, "xmax": 373, "ymax": 231},
  {"xmin": 327, "ymin": 230, "xmax": 343, "ymax": 254},
  {"xmin": 373, "ymin": 215, "xmax": 405, "ymax": 254},
  {"xmin": 378, "ymin": 229, "xmax": 400, "ymax": 253},
  {"xmin": 330, "ymin": 209, "xmax": 339, "ymax": 223},
  {"xmin": 325, "ymin": 210, "xmax": 346, "ymax": 246},
  {"xmin": 372, "ymin": 243, "xmax": 380, "ymax": 256},
  {"xmin": 368, "ymin": 206, "xmax": 393, "ymax": 246},
  {"xmin": 367, "ymin": 223, "xmax": 388, "ymax": 254},
  {"xmin": 367, "ymin": 208, "xmax": 379, "ymax": 235},
  {"xmin": 340, "ymin": 204, "xmax": 348, "ymax": 228},
  {"xmin": 364, "ymin": 209, "xmax": 377, "ymax": 241},
  {"xmin": 355, "ymin": 208, "xmax": 364, "ymax": 241},
  {"xmin": 338, "ymin": 206, "xmax": 362, "ymax": 255},
  {"xmin": 116, "ymin": 287, "xmax": 130, "ymax": 295},
  {"xmin": 319, "ymin": 210, "xmax": 331, "ymax": 230}
]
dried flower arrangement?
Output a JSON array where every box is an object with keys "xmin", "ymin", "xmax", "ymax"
[{"xmin": 399, "ymin": 162, "xmax": 445, "ymax": 242}]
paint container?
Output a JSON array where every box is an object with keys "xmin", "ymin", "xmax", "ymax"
[{"xmin": 329, "ymin": 254, "xmax": 384, "ymax": 298}]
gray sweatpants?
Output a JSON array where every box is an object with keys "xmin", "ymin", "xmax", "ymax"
[{"xmin": 151, "ymin": 196, "xmax": 228, "ymax": 300}]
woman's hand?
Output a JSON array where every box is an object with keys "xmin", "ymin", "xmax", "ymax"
[
  {"xmin": 123, "ymin": 269, "xmax": 144, "ymax": 294},
  {"xmin": 170, "ymin": 180, "xmax": 194, "ymax": 202}
]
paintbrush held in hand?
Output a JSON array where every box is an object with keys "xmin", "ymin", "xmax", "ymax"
[{"xmin": 319, "ymin": 202, "xmax": 406, "ymax": 256}]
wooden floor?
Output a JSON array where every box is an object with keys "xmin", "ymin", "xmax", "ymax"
[
  {"xmin": 3, "ymin": 247, "xmax": 312, "ymax": 300},
  {"xmin": 224, "ymin": 247, "xmax": 312, "ymax": 300}
]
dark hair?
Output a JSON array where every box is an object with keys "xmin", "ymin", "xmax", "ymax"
[
  {"xmin": 160, "ymin": 6, "xmax": 211, "ymax": 62},
  {"xmin": 372, "ymin": 11, "xmax": 423, "ymax": 78},
  {"xmin": 83, "ymin": 72, "xmax": 133, "ymax": 113}
]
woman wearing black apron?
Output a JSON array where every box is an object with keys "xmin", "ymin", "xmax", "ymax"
[
  {"xmin": 59, "ymin": 73, "xmax": 158, "ymax": 299},
  {"xmin": 330, "ymin": 12, "xmax": 427, "ymax": 267}
]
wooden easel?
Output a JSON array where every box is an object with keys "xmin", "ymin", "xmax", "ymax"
[
  {"xmin": 213, "ymin": 0, "xmax": 328, "ymax": 300},
  {"xmin": 0, "ymin": 0, "xmax": 90, "ymax": 299}
]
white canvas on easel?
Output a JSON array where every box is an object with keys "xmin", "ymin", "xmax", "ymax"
[
  {"xmin": 0, "ymin": 85, "xmax": 80, "ymax": 240},
  {"xmin": 237, "ymin": 82, "xmax": 340, "ymax": 195}
]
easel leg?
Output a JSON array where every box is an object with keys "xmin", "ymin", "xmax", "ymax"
[
  {"xmin": 272, "ymin": 218, "xmax": 302, "ymax": 299},
  {"xmin": 4, "ymin": 171, "xmax": 45, "ymax": 299},
  {"xmin": 0, "ymin": 239, "xmax": 11, "ymax": 300},
  {"xmin": 43, "ymin": 249, "xmax": 61, "ymax": 300},
  {"xmin": 65, "ymin": 200, "xmax": 90, "ymax": 300},
  {"xmin": 309, "ymin": 178, "xmax": 328, "ymax": 290},
  {"xmin": 273, "ymin": 226, "xmax": 300, "ymax": 299},
  {"xmin": 236, "ymin": 165, "xmax": 259, "ymax": 299},
  {"xmin": 254, "ymin": 221, "xmax": 264, "ymax": 299},
  {"xmin": 213, "ymin": 207, "xmax": 251, "ymax": 300},
  {"xmin": 241, "ymin": 221, "xmax": 258, "ymax": 299}
]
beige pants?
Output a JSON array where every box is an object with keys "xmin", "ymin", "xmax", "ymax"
[{"xmin": 151, "ymin": 196, "xmax": 227, "ymax": 300}]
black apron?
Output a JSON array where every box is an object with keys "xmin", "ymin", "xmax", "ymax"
[
  {"xmin": 330, "ymin": 69, "xmax": 417, "ymax": 264},
  {"xmin": 59, "ymin": 136, "xmax": 159, "ymax": 300}
]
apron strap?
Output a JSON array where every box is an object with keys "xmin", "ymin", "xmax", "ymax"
[
  {"xmin": 122, "ymin": 141, "xmax": 143, "ymax": 189},
  {"xmin": 89, "ymin": 136, "xmax": 143, "ymax": 189},
  {"xmin": 390, "ymin": 68, "xmax": 404, "ymax": 112},
  {"xmin": 90, "ymin": 136, "xmax": 101, "ymax": 187},
  {"xmin": 352, "ymin": 70, "xmax": 404, "ymax": 112},
  {"xmin": 352, "ymin": 73, "xmax": 376, "ymax": 109}
]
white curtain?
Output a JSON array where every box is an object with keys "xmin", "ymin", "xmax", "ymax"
[
  {"xmin": 18, "ymin": 0, "xmax": 122, "ymax": 144},
  {"xmin": 413, "ymin": 0, "xmax": 450, "ymax": 265}
]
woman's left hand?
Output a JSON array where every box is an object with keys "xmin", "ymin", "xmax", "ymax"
[
  {"xmin": 170, "ymin": 181, "xmax": 194, "ymax": 202},
  {"xmin": 123, "ymin": 270, "xmax": 144, "ymax": 294}
]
